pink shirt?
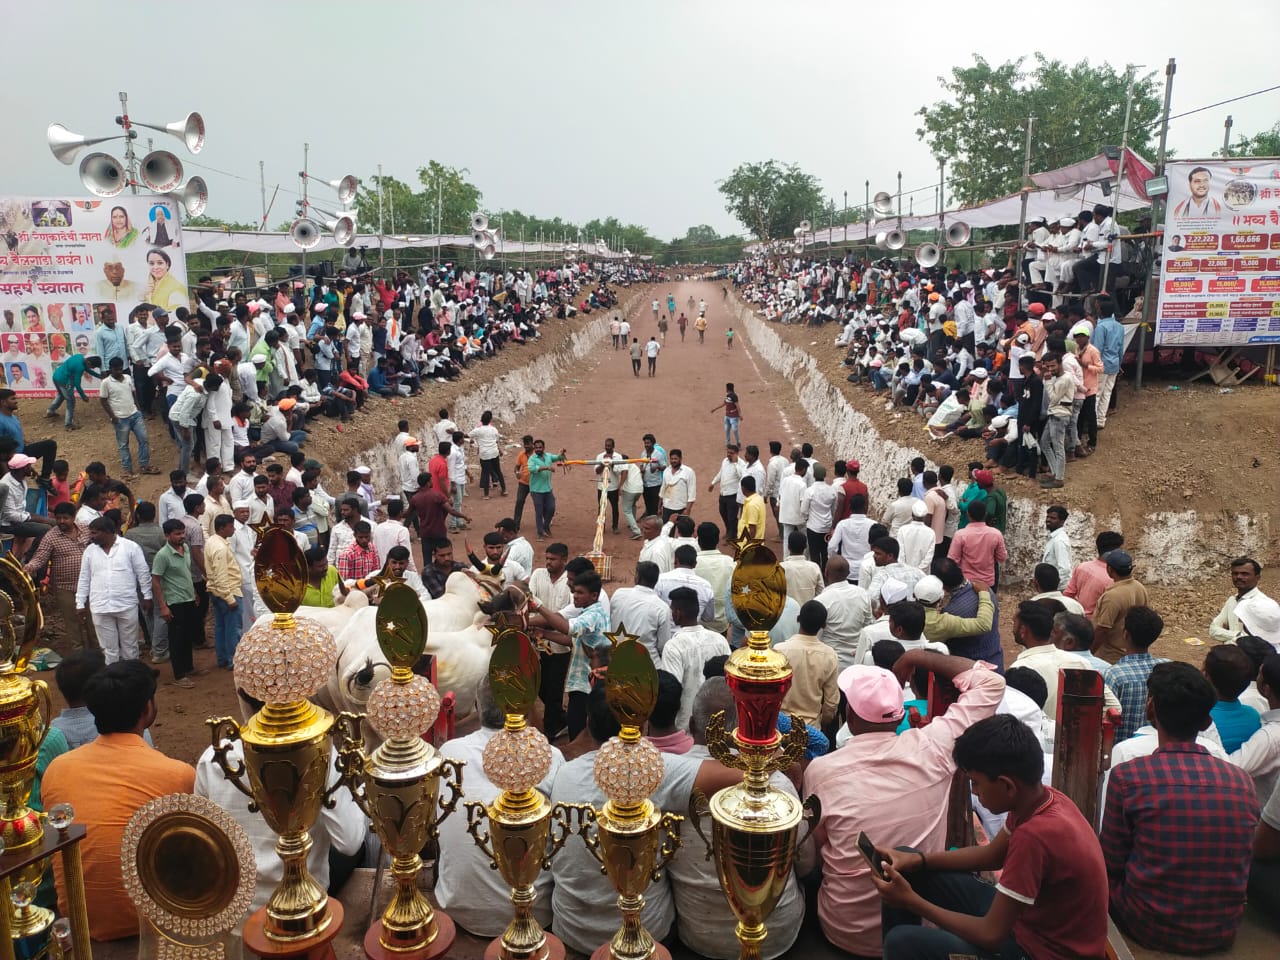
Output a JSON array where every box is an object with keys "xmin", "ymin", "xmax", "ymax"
[
  {"xmin": 802, "ymin": 666, "xmax": 1006, "ymax": 955},
  {"xmin": 1064, "ymin": 557, "xmax": 1112, "ymax": 617},
  {"xmin": 923, "ymin": 488, "xmax": 947, "ymax": 545},
  {"xmin": 1078, "ymin": 344, "xmax": 1103, "ymax": 396},
  {"xmin": 947, "ymin": 521, "xmax": 1008, "ymax": 584}
]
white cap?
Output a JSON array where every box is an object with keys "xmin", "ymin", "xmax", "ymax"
[
  {"xmin": 914, "ymin": 575, "xmax": 945, "ymax": 604},
  {"xmin": 355, "ymin": 466, "xmax": 371, "ymax": 476},
  {"xmin": 910, "ymin": 500, "xmax": 930, "ymax": 520},
  {"xmin": 232, "ymin": 499, "xmax": 254, "ymax": 510},
  {"xmin": 880, "ymin": 578, "xmax": 911, "ymax": 605},
  {"xmin": 991, "ymin": 415, "xmax": 1010, "ymax": 429},
  {"xmin": 283, "ymin": 303, "xmax": 296, "ymax": 315},
  {"xmin": 970, "ymin": 367, "xmax": 989, "ymax": 379}
]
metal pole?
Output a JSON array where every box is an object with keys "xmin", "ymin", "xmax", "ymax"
[
  {"xmin": 376, "ymin": 163, "xmax": 385, "ymax": 270},
  {"xmin": 1223, "ymin": 115, "xmax": 1233, "ymax": 157},
  {"xmin": 259, "ymin": 160, "xmax": 270, "ymax": 282},
  {"xmin": 301, "ymin": 142, "xmax": 309, "ymax": 286},
  {"xmin": 119, "ymin": 91, "xmax": 139, "ymax": 194},
  {"xmin": 1016, "ymin": 116, "xmax": 1035, "ymax": 300},
  {"xmin": 435, "ymin": 178, "xmax": 442, "ymax": 266},
  {"xmin": 843, "ymin": 190, "xmax": 848, "ymax": 246},
  {"xmin": 937, "ymin": 159, "xmax": 946, "ymax": 240},
  {"xmin": 864, "ymin": 180, "xmax": 870, "ymax": 244},
  {"xmin": 896, "ymin": 171, "xmax": 902, "ymax": 224},
  {"xmin": 1137, "ymin": 58, "xmax": 1175, "ymax": 392}
]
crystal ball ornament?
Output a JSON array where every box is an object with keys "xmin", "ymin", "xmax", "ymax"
[
  {"xmin": 366, "ymin": 673, "xmax": 441, "ymax": 742},
  {"xmin": 46, "ymin": 803, "xmax": 74, "ymax": 831},
  {"xmin": 233, "ymin": 616, "xmax": 336, "ymax": 703},
  {"xmin": 593, "ymin": 735, "xmax": 664, "ymax": 806},
  {"xmin": 483, "ymin": 725, "xmax": 552, "ymax": 794}
]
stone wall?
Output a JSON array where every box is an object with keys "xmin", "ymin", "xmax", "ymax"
[{"xmin": 730, "ymin": 295, "xmax": 1271, "ymax": 584}]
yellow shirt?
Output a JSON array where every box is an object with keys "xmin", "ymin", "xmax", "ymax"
[
  {"xmin": 738, "ymin": 493, "xmax": 766, "ymax": 540},
  {"xmin": 43, "ymin": 733, "xmax": 196, "ymax": 941}
]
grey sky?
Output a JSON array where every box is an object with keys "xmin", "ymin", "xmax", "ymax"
[{"xmin": 6, "ymin": 0, "xmax": 1279, "ymax": 240}]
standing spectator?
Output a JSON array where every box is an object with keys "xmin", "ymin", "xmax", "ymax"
[
  {"xmin": 801, "ymin": 463, "xmax": 838, "ymax": 571},
  {"xmin": 526, "ymin": 439, "xmax": 566, "ymax": 541},
  {"xmin": 98, "ymin": 357, "xmax": 156, "ymax": 476},
  {"xmin": 609, "ymin": 562, "xmax": 674, "ymax": 662},
  {"xmin": 706, "ymin": 444, "xmax": 743, "ymax": 542},
  {"xmin": 527, "ymin": 571, "xmax": 610, "ymax": 741},
  {"xmin": 660, "ymin": 588, "xmax": 731, "ymax": 733},
  {"xmin": 471, "ymin": 410, "xmax": 506, "ymax": 499},
  {"xmin": 780, "ymin": 530, "xmax": 823, "ymax": 604},
  {"xmin": 125, "ymin": 501, "xmax": 168, "ymax": 663},
  {"xmin": 1093, "ymin": 295, "xmax": 1124, "ymax": 428},
  {"xmin": 204, "ymin": 513, "xmax": 243, "ymax": 670},
  {"xmin": 593, "ymin": 438, "xmax": 625, "ymax": 535},
  {"xmin": 775, "ymin": 601, "xmax": 839, "ymax": 730},
  {"xmin": 640, "ymin": 433, "xmax": 668, "ymax": 519},
  {"xmin": 1101, "ymin": 662, "xmax": 1259, "ymax": 954},
  {"xmin": 336, "ymin": 521, "xmax": 379, "ymax": 582},
  {"xmin": 1041, "ymin": 504, "xmax": 1073, "ymax": 587},
  {"xmin": 46, "ymin": 352, "xmax": 101, "ymax": 430},
  {"xmin": 659, "ymin": 449, "xmax": 696, "ymax": 523},
  {"xmin": 947, "ymin": 500, "xmax": 1007, "ymax": 588},
  {"xmin": 1091, "ymin": 550, "xmax": 1150, "ymax": 663},
  {"xmin": 23, "ymin": 502, "xmax": 92, "ymax": 650},
  {"xmin": 1040, "ymin": 352, "xmax": 1072, "ymax": 489},
  {"xmin": 1064, "ymin": 531, "xmax": 1124, "ymax": 617},
  {"xmin": 447, "ymin": 430, "xmax": 469, "ymax": 532},
  {"xmin": 151, "ymin": 519, "xmax": 199, "ymax": 688},
  {"xmin": 512, "ymin": 435, "xmax": 534, "ymax": 532},
  {"xmin": 1103, "ymin": 606, "xmax": 1170, "ymax": 742},
  {"xmin": 76, "ymin": 517, "xmax": 152, "ymax": 662},
  {"xmin": 897, "ymin": 501, "xmax": 936, "ymax": 573}
]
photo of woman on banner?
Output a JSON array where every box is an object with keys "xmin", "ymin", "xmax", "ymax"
[
  {"xmin": 143, "ymin": 247, "xmax": 186, "ymax": 311},
  {"xmin": 22, "ymin": 304, "xmax": 43, "ymax": 332},
  {"xmin": 105, "ymin": 205, "xmax": 140, "ymax": 248}
]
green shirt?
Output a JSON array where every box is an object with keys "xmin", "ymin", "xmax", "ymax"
[
  {"xmin": 527, "ymin": 452, "xmax": 564, "ymax": 494},
  {"xmin": 303, "ymin": 566, "xmax": 340, "ymax": 608},
  {"xmin": 152, "ymin": 543, "xmax": 195, "ymax": 604}
]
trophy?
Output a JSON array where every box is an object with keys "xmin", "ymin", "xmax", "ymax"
[
  {"xmin": 578, "ymin": 637, "xmax": 682, "ymax": 960},
  {"xmin": 207, "ymin": 529, "xmax": 349, "ymax": 958},
  {"xmin": 0, "ymin": 555, "xmax": 54, "ymax": 954},
  {"xmin": 465, "ymin": 628, "xmax": 591, "ymax": 960},
  {"xmin": 332, "ymin": 582, "xmax": 464, "ymax": 960},
  {"xmin": 691, "ymin": 539, "xmax": 819, "ymax": 960}
]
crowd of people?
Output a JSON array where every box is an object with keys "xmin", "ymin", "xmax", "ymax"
[
  {"xmin": 5, "ymin": 271, "xmax": 1279, "ymax": 959},
  {"xmin": 733, "ymin": 248, "xmax": 1130, "ymax": 490}
]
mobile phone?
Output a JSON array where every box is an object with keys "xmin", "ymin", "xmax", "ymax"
[{"xmin": 857, "ymin": 831, "xmax": 886, "ymax": 881}]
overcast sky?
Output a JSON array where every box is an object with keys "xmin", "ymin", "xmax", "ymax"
[{"xmin": 6, "ymin": 0, "xmax": 1279, "ymax": 240}]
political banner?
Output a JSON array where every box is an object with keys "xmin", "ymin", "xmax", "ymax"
[
  {"xmin": 1154, "ymin": 159, "xmax": 1280, "ymax": 347},
  {"xmin": 0, "ymin": 196, "xmax": 188, "ymax": 398}
]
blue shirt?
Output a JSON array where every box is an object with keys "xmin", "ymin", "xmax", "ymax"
[
  {"xmin": 1104, "ymin": 652, "xmax": 1170, "ymax": 741},
  {"xmin": 564, "ymin": 600, "xmax": 610, "ymax": 695},
  {"xmin": 1094, "ymin": 316, "xmax": 1125, "ymax": 374},
  {"xmin": 0, "ymin": 412, "xmax": 23, "ymax": 450},
  {"xmin": 1210, "ymin": 700, "xmax": 1262, "ymax": 754},
  {"xmin": 642, "ymin": 444, "xmax": 667, "ymax": 488},
  {"xmin": 367, "ymin": 367, "xmax": 389, "ymax": 392},
  {"xmin": 94, "ymin": 323, "xmax": 129, "ymax": 367}
]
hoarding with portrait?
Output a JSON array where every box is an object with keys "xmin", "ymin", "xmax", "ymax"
[
  {"xmin": 1154, "ymin": 159, "xmax": 1280, "ymax": 346},
  {"xmin": 0, "ymin": 196, "xmax": 188, "ymax": 397}
]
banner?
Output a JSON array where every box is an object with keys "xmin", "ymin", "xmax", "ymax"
[
  {"xmin": 1154, "ymin": 159, "xmax": 1280, "ymax": 347},
  {"xmin": 0, "ymin": 196, "xmax": 188, "ymax": 398}
]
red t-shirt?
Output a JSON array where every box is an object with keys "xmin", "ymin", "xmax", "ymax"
[
  {"xmin": 837, "ymin": 478, "xmax": 869, "ymax": 521},
  {"xmin": 428, "ymin": 454, "xmax": 449, "ymax": 496},
  {"xmin": 412, "ymin": 486, "xmax": 451, "ymax": 540},
  {"xmin": 997, "ymin": 787, "xmax": 1108, "ymax": 960}
]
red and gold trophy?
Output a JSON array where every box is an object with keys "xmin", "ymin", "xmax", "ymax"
[{"xmin": 692, "ymin": 540, "xmax": 819, "ymax": 960}]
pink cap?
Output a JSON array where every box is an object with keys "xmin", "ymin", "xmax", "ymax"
[
  {"xmin": 837, "ymin": 665, "xmax": 904, "ymax": 724},
  {"xmin": 7, "ymin": 453, "xmax": 37, "ymax": 470}
]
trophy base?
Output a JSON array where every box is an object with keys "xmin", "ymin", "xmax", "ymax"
[
  {"xmin": 242, "ymin": 900, "xmax": 344, "ymax": 960},
  {"xmin": 364, "ymin": 912, "xmax": 455, "ymax": 960},
  {"xmin": 485, "ymin": 930, "xmax": 566, "ymax": 960},
  {"xmin": 590, "ymin": 942, "xmax": 670, "ymax": 960}
]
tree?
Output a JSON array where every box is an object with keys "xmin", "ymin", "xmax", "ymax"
[
  {"xmin": 917, "ymin": 56, "xmax": 1161, "ymax": 206},
  {"xmin": 1219, "ymin": 122, "xmax": 1280, "ymax": 159},
  {"xmin": 418, "ymin": 161, "xmax": 482, "ymax": 236},
  {"xmin": 717, "ymin": 161, "xmax": 826, "ymax": 240},
  {"xmin": 661, "ymin": 225, "xmax": 744, "ymax": 264}
]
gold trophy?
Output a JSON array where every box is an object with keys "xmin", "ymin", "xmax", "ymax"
[
  {"xmin": 0, "ymin": 555, "xmax": 54, "ymax": 955},
  {"xmin": 207, "ymin": 529, "xmax": 349, "ymax": 960},
  {"xmin": 332, "ymin": 582, "xmax": 464, "ymax": 960},
  {"xmin": 465, "ymin": 628, "xmax": 591, "ymax": 960},
  {"xmin": 691, "ymin": 539, "xmax": 819, "ymax": 960},
  {"xmin": 578, "ymin": 637, "xmax": 682, "ymax": 960}
]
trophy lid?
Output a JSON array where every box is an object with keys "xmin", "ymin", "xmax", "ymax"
[
  {"xmin": 483, "ymin": 633, "xmax": 552, "ymax": 794},
  {"xmin": 376, "ymin": 582, "xmax": 428, "ymax": 672},
  {"xmin": 605, "ymin": 636, "xmax": 657, "ymax": 729},
  {"xmin": 254, "ymin": 528, "xmax": 307, "ymax": 614},
  {"xmin": 488, "ymin": 629, "xmax": 542, "ymax": 716},
  {"xmin": 730, "ymin": 539, "xmax": 787, "ymax": 634},
  {"xmin": 0, "ymin": 555, "xmax": 42, "ymax": 675}
]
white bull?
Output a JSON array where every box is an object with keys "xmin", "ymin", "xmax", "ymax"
[{"xmin": 251, "ymin": 572, "xmax": 504, "ymax": 744}]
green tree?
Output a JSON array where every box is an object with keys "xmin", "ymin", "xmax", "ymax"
[
  {"xmin": 917, "ymin": 56, "xmax": 1161, "ymax": 205},
  {"xmin": 717, "ymin": 161, "xmax": 826, "ymax": 240},
  {"xmin": 661, "ymin": 225, "xmax": 744, "ymax": 264},
  {"xmin": 418, "ymin": 161, "xmax": 482, "ymax": 235},
  {"xmin": 1219, "ymin": 122, "xmax": 1280, "ymax": 158}
]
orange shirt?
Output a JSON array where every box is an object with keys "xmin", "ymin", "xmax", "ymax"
[
  {"xmin": 42, "ymin": 733, "xmax": 196, "ymax": 941},
  {"xmin": 515, "ymin": 450, "xmax": 532, "ymax": 486}
]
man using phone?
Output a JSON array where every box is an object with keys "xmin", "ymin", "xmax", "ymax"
[{"xmin": 798, "ymin": 649, "xmax": 1005, "ymax": 958}]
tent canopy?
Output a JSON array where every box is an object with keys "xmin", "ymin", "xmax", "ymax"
[{"xmin": 182, "ymin": 229, "xmax": 635, "ymax": 258}]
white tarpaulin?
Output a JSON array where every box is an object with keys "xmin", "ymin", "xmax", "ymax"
[{"xmin": 182, "ymin": 229, "xmax": 632, "ymax": 257}]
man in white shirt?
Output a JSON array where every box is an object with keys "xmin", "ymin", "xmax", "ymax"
[
  {"xmin": 764, "ymin": 441, "xmax": 787, "ymax": 534},
  {"xmin": 610, "ymin": 561, "xmax": 674, "ymax": 660},
  {"xmin": 815, "ymin": 556, "xmax": 874, "ymax": 670},
  {"xmin": 659, "ymin": 450, "xmax": 695, "ymax": 523},
  {"xmin": 707, "ymin": 445, "xmax": 744, "ymax": 543},
  {"xmin": 884, "ymin": 477, "xmax": 916, "ymax": 536},
  {"xmin": 828, "ymin": 500, "xmax": 875, "ymax": 571},
  {"xmin": 644, "ymin": 336, "xmax": 661, "ymax": 377},
  {"xmin": 1209, "ymin": 557, "xmax": 1270, "ymax": 643},
  {"xmin": 1041, "ymin": 504, "xmax": 1074, "ymax": 588},
  {"xmin": 447, "ymin": 432, "xmax": 468, "ymax": 532},
  {"xmin": 898, "ymin": 501, "xmax": 936, "ymax": 572},
  {"xmin": 195, "ymin": 689, "xmax": 366, "ymax": 914},
  {"xmin": 637, "ymin": 514, "xmax": 675, "ymax": 574},
  {"xmin": 1009, "ymin": 599, "xmax": 1121, "ymax": 732},
  {"xmin": 398, "ymin": 437, "xmax": 421, "ymax": 503},
  {"xmin": 776, "ymin": 459, "xmax": 808, "ymax": 549},
  {"xmin": 655, "ymin": 545, "xmax": 716, "ymax": 626},
  {"xmin": 800, "ymin": 463, "xmax": 839, "ymax": 570},
  {"xmin": 435, "ymin": 675, "xmax": 563, "ymax": 936},
  {"xmin": 738, "ymin": 445, "xmax": 766, "ymax": 508},
  {"xmin": 433, "ymin": 408, "xmax": 460, "ymax": 446},
  {"xmin": 692, "ymin": 522, "xmax": 735, "ymax": 635},
  {"xmin": 471, "ymin": 410, "xmax": 505, "ymax": 499},
  {"xmin": 75, "ymin": 516, "xmax": 153, "ymax": 662},
  {"xmin": 780, "ymin": 530, "xmax": 823, "ymax": 604},
  {"xmin": 660, "ymin": 588, "xmax": 731, "ymax": 733},
  {"xmin": 373, "ymin": 500, "xmax": 414, "ymax": 572},
  {"xmin": 593, "ymin": 438, "xmax": 625, "ymax": 534}
]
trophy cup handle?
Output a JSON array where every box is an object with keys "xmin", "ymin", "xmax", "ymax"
[
  {"xmin": 651, "ymin": 811, "xmax": 684, "ymax": 881},
  {"xmin": 32, "ymin": 678, "xmax": 53, "ymax": 754},
  {"xmin": 545, "ymin": 801, "xmax": 591, "ymax": 868},
  {"xmin": 798, "ymin": 794, "xmax": 822, "ymax": 847},
  {"xmin": 434, "ymin": 757, "xmax": 466, "ymax": 829},
  {"xmin": 464, "ymin": 801, "xmax": 498, "ymax": 868},
  {"xmin": 206, "ymin": 716, "xmax": 257, "ymax": 808},
  {"xmin": 329, "ymin": 711, "xmax": 369, "ymax": 814},
  {"xmin": 704, "ymin": 711, "xmax": 748, "ymax": 771},
  {"xmin": 774, "ymin": 713, "xmax": 808, "ymax": 773},
  {"xmin": 687, "ymin": 790, "xmax": 714, "ymax": 861},
  {"xmin": 576, "ymin": 806, "xmax": 604, "ymax": 871}
]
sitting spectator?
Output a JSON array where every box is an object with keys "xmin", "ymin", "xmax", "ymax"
[
  {"xmin": 1011, "ymin": 600, "xmax": 1121, "ymax": 734},
  {"xmin": 1050, "ymin": 610, "xmax": 1111, "ymax": 672},
  {"xmin": 800, "ymin": 649, "xmax": 1004, "ymax": 958},
  {"xmin": 1103, "ymin": 606, "xmax": 1170, "ymax": 742},
  {"xmin": 41, "ymin": 660, "xmax": 196, "ymax": 941},
  {"xmin": 1101, "ymin": 662, "xmax": 1259, "ymax": 954},
  {"xmin": 1229, "ymin": 651, "xmax": 1280, "ymax": 803},
  {"xmin": 1029, "ymin": 562, "xmax": 1084, "ymax": 614},
  {"xmin": 775, "ymin": 600, "xmax": 839, "ymax": 731},
  {"xmin": 660, "ymin": 587, "xmax": 731, "ymax": 734},
  {"xmin": 1204, "ymin": 644, "xmax": 1263, "ymax": 752},
  {"xmin": 875, "ymin": 714, "xmax": 1109, "ymax": 960},
  {"xmin": 645, "ymin": 670, "xmax": 693, "ymax": 755},
  {"xmin": 1250, "ymin": 779, "xmax": 1280, "ymax": 919}
]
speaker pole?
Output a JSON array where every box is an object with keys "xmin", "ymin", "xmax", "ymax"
[
  {"xmin": 301, "ymin": 142, "xmax": 309, "ymax": 287},
  {"xmin": 119, "ymin": 91, "xmax": 139, "ymax": 194}
]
